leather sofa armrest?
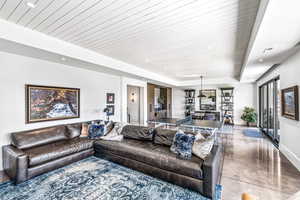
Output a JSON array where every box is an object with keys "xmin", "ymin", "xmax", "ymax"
[
  {"xmin": 202, "ymin": 144, "xmax": 223, "ymax": 199},
  {"xmin": 2, "ymin": 145, "xmax": 28, "ymax": 184}
]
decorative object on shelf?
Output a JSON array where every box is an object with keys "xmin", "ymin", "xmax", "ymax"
[
  {"xmin": 184, "ymin": 89, "xmax": 195, "ymax": 116},
  {"xmin": 199, "ymin": 89, "xmax": 216, "ymax": 110},
  {"xmin": 25, "ymin": 85, "xmax": 80, "ymax": 123},
  {"xmin": 220, "ymin": 87, "xmax": 234, "ymax": 125},
  {"xmin": 241, "ymin": 107, "xmax": 257, "ymax": 126},
  {"xmin": 106, "ymin": 93, "xmax": 115, "ymax": 104},
  {"xmin": 281, "ymin": 85, "xmax": 299, "ymax": 121}
]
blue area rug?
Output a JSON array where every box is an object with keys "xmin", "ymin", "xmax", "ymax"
[
  {"xmin": 0, "ymin": 156, "xmax": 222, "ymax": 200},
  {"xmin": 243, "ymin": 128, "xmax": 264, "ymax": 138}
]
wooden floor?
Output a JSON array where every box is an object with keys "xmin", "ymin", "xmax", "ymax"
[
  {"xmin": 0, "ymin": 170, "xmax": 9, "ymax": 184},
  {"xmin": 220, "ymin": 126, "xmax": 300, "ymax": 200}
]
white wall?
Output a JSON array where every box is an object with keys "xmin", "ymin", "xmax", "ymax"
[
  {"xmin": 172, "ymin": 83, "xmax": 256, "ymax": 125},
  {"xmin": 0, "ymin": 51, "xmax": 124, "ymax": 170},
  {"xmin": 172, "ymin": 88, "xmax": 186, "ymax": 119},
  {"xmin": 256, "ymin": 50, "xmax": 300, "ymax": 171}
]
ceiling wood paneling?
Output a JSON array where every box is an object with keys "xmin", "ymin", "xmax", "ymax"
[{"xmin": 0, "ymin": 0, "xmax": 260, "ymax": 81}]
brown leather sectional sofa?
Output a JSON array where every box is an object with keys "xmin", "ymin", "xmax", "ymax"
[
  {"xmin": 2, "ymin": 122, "xmax": 94, "ymax": 184},
  {"xmin": 2, "ymin": 122, "xmax": 222, "ymax": 199}
]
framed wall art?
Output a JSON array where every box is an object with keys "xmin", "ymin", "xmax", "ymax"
[
  {"xmin": 199, "ymin": 89, "xmax": 217, "ymax": 110},
  {"xmin": 106, "ymin": 93, "xmax": 115, "ymax": 104},
  {"xmin": 106, "ymin": 105, "xmax": 115, "ymax": 116},
  {"xmin": 26, "ymin": 85, "xmax": 80, "ymax": 123},
  {"xmin": 281, "ymin": 85, "xmax": 299, "ymax": 121}
]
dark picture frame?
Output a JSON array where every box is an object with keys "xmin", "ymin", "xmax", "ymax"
[
  {"xmin": 26, "ymin": 85, "xmax": 80, "ymax": 123},
  {"xmin": 106, "ymin": 93, "xmax": 115, "ymax": 104},
  {"xmin": 107, "ymin": 105, "xmax": 115, "ymax": 116},
  {"xmin": 281, "ymin": 85, "xmax": 299, "ymax": 121},
  {"xmin": 199, "ymin": 89, "xmax": 217, "ymax": 110}
]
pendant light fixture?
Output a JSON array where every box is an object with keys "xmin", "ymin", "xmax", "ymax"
[{"xmin": 198, "ymin": 76, "xmax": 206, "ymax": 98}]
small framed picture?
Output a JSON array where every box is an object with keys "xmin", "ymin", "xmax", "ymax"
[
  {"xmin": 106, "ymin": 93, "xmax": 115, "ymax": 104},
  {"xmin": 281, "ymin": 85, "xmax": 299, "ymax": 121},
  {"xmin": 107, "ymin": 105, "xmax": 115, "ymax": 116}
]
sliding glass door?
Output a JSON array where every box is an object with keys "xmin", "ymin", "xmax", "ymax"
[{"xmin": 259, "ymin": 77, "xmax": 280, "ymax": 146}]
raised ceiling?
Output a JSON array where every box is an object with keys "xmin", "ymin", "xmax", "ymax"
[
  {"xmin": 0, "ymin": 0, "xmax": 260, "ymax": 82},
  {"xmin": 240, "ymin": 0, "xmax": 300, "ymax": 82}
]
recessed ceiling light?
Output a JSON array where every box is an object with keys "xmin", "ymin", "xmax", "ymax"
[
  {"xmin": 259, "ymin": 58, "xmax": 264, "ymax": 62},
  {"xmin": 26, "ymin": 1, "xmax": 36, "ymax": 8},
  {"xmin": 263, "ymin": 47, "xmax": 273, "ymax": 54},
  {"xmin": 61, "ymin": 57, "xmax": 66, "ymax": 61}
]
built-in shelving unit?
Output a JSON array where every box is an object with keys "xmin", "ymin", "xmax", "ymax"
[
  {"xmin": 220, "ymin": 87, "xmax": 234, "ymax": 125},
  {"xmin": 184, "ymin": 89, "xmax": 195, "ymax": 117}
]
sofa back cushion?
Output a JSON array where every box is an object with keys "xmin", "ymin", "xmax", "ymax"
[
  {"xmin": 66, "ymin": 123, "xmax": 82, "ymax": 139},
  {"xmin": 121, "ymin": 125, "xmax": 155, "ymax": 141},
  {"xmin": 153, "ymin": 129, "xmax": 177, "ymax": 146},
  {"xmin": 11, "ymin": 126, "xmax": 68, "ymax": 149}
]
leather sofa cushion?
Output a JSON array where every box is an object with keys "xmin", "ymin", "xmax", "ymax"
[
  {"xmin": 66, "ymin": 123, "xmax": 82, "ymax": 139},
  {"xmin": 11, "ymin": 126, "xmax": 68, "ymax": 150},
  {"xmin": 94, "ymin": 139, "xmax": 203, "ymax": 180},
  {"xmin": 121, "ymin": 125, "xmax": 155, "ymax": 141},
  {"xmin": 153, "ymin": 129, "xmax": 177, "ymax": 146},
  {"xmin": 24, "ymin": 138, "xmax": 94, "ymax": 167}
]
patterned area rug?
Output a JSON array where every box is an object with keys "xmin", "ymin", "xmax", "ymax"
[{"xmin": 0, "ymin": 156, "xmax": 222, "ymax": 200}]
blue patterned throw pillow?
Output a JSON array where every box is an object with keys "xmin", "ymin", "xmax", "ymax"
[
  {"xmin": 170, "ymin": 130, "xmax": 196, "ymax": 159},
  {"xmin": 88, "ymin": 124, "xmax": 105, "ymax": 139}
]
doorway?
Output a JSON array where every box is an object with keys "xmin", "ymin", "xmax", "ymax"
[
  {"xmin": 127, "ymin": 85, "xmax": 143, "ymax": 124},
  {"xmin": 147, "ymin": 83, "xmax": 172, "ymax": 121},
  {"xmin": 259, "ymin": 77, "xmax": 280, "ymax": 146}
]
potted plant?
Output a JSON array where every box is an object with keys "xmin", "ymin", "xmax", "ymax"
[{"xmin": 241, "ymin": 107, "xmax": 257, "ymax": 127}]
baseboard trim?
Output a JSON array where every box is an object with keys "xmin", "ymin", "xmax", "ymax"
[{"xmin": 280, "ymin": 144, "xmax": 300, "ymax": 172}]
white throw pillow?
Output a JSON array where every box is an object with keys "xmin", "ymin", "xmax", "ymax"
[
  {"xmin": 192, "ymin": 137, "xmax": 214, "ymax": 160},
  {"xmin": 194, "ymin": 132, "xmax": 205, "ymax": 141},
  {"xmin": 99, "ymin": 122, "xmax": 125, "ymax": 141}
]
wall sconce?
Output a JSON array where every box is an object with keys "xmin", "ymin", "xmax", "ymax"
[{"xmin": 131, "ymin": 93, "xmax": 135, "ymax": 102}]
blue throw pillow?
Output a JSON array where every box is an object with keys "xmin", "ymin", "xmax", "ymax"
[
  {"xmin": 88, "ymin": 124, "xmax": 105, "ymax": 139},
  {"xmin": 170, "ymin": 130, "xmax": 196, "ymax": 159}
]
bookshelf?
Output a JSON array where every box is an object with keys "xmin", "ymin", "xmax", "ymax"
[
  {"xmin": 220, "ymin": 87, "xmax": 234, "ymax": 125},
  {"xmin": 184, "ymin": 89, "xmax": 195, "ymax": 117}
]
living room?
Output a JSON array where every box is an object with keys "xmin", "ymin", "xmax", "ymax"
[{"xmin": 0, "ymin": 0, "xmax": 300, "ymax": 200}]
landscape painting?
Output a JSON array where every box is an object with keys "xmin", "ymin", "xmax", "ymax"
[
  {"xmin": 26, "ymin": 85, "xmax": 80, "ymax": 123},
  {"xmin": 281, "ymin": 86, "xmax": 299, "ymax": 121}
]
